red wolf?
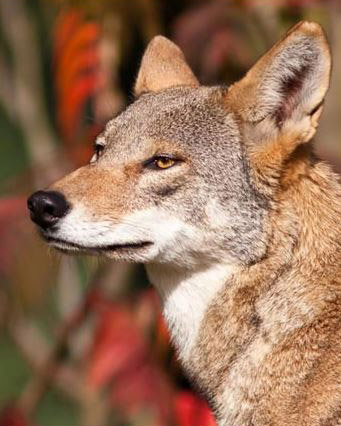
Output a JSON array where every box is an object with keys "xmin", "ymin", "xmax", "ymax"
[{"xmin": 28, "ymin": 22, "xmax": 340, "ymax": 425}]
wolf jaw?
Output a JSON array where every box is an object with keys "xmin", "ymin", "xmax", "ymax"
[{"xmin": 28, "ymin": 21, "xmax": 341, "ymax": 426}]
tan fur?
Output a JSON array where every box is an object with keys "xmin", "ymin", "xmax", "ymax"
[{"xmin": 52, "ymin": 166, "xmax": 132, "ymax": 218}]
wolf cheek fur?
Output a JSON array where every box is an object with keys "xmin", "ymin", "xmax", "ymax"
[{"xmin": 28, "ymin": 21, "xmax": 340, "ymax": 425}]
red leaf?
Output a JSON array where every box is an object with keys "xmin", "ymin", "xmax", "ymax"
[
  {"xmin": 0, "ymin": 197, "xmax": 26, "ymax": 219},
  {"xmin": 175, "ymin": 391, "xmax": 217, "ymax": 426},
  {"xmin": 87, "ymin": 304, "xmax": 147, "ymax": 387},
  {"xmin": 0, "ymin": 405, "xmax": 29, "ymax": 426},
  {"xmin": 87, "ymin": 298, "xmax": 175, "ymax": 424},
  {"xmin": 0, "ymin": 198, "xmax": 27, "ymax": 273},
  {"xmin": 110, "ymin": 363, "xmax": 173, "ymax": 422}
]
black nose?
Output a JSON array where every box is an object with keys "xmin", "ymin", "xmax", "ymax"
[{"xmin": 27, "ymin": 190, "xmax": 70, "ymax": 229}]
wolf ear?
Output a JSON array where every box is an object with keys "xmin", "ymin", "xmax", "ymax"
[
  {"xmin": 229, "ymin": 21, "xmax": 331, "ymax": 140},
  {"xmin": 134, "ymin": 36, "xmax": 199, "ymax": 96}
]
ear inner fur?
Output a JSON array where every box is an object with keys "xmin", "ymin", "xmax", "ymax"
[{"xmin": 274, "ymin": 63, "xmax": 311, "ymax": 128}]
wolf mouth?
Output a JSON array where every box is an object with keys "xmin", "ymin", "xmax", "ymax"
[{"xmin": 43, "ymin": 235, "xmax": 153, "ymax": 252}]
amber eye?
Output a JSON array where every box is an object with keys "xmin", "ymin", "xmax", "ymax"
[
  {"xmin": 143, "ymin": 155, "xmax": 180, "ymax": 170},
  {"xmin": 154, "ymin": 157, "xmax": 175, "ymax": 169}
]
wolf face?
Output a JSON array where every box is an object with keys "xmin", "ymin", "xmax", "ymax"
[
  {"xmin": 28, "ymin": 21, "xmax": 330, "ymax": 270},
  {"xmin": 29, "ymin": 86, "xmax": 268, "ymax": 267}
]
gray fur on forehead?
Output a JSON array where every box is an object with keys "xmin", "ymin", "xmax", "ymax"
[
  {"xmin": 110, "ymin": 86, "xmax": 252, "ymax": 191},
  {"xmin": 106, "ymin": 86, "xmax": 248, "ymax": 191},
  {"xmin": 107, "ymin": 86, "xmax": 228, "ymax": 138}
]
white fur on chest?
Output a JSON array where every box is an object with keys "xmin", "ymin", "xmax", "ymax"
[{"xmin": 146, "ymin": 262, "xmax": 236, "ymax": 361}]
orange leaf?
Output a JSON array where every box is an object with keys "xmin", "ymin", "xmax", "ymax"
[
  {"xmin": 57, "ymin": 22, "xmax": 99, "ymax": 77},
  {"xmin": 54, "ymin": 12, "xmax": 101, "ymax": 145},
  {"xmin": 58, "ymin": 73, "xmax": 98, "ymax": 142},
  {"xmin": 56, "ymin": 47, "xmax": 99, "ymax": 97},
  {"xmin": 54, "ymin": 9, "xmax": 83, "ymax": 61}
]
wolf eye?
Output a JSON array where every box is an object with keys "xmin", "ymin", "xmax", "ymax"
[
  {"xmin": 90, "ymin": 144, "xmax": 105, "ymax": 164},
  {"xmin": 154, "ymin": 157, "xmax": 175, "ymax": 169},
  {"xmin": 143, "ymin": 155, "xmax": 180, "ymax": 170}
]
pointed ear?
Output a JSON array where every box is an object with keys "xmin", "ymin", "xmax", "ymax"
[
  {"xmin": 134, "ymin": 36, "xmax": 199, "ymax": 96},
  {"xmin": 229, "ymin": 21, "xmax": 331, "ymax": 138}
]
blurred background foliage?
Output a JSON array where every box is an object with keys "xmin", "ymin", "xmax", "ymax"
[{"xmin": 0, "ymin": 1, "xmax": 340, "ymax": 425}]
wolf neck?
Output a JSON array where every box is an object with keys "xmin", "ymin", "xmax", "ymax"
[{"xmin": 146, "ymin": 262, "xmax": 237, "ymax": 361}]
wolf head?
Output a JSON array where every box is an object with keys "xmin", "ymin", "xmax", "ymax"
[{"xmin": 28, "ymin": 22, "xmax": 331, "ymax": 268}]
